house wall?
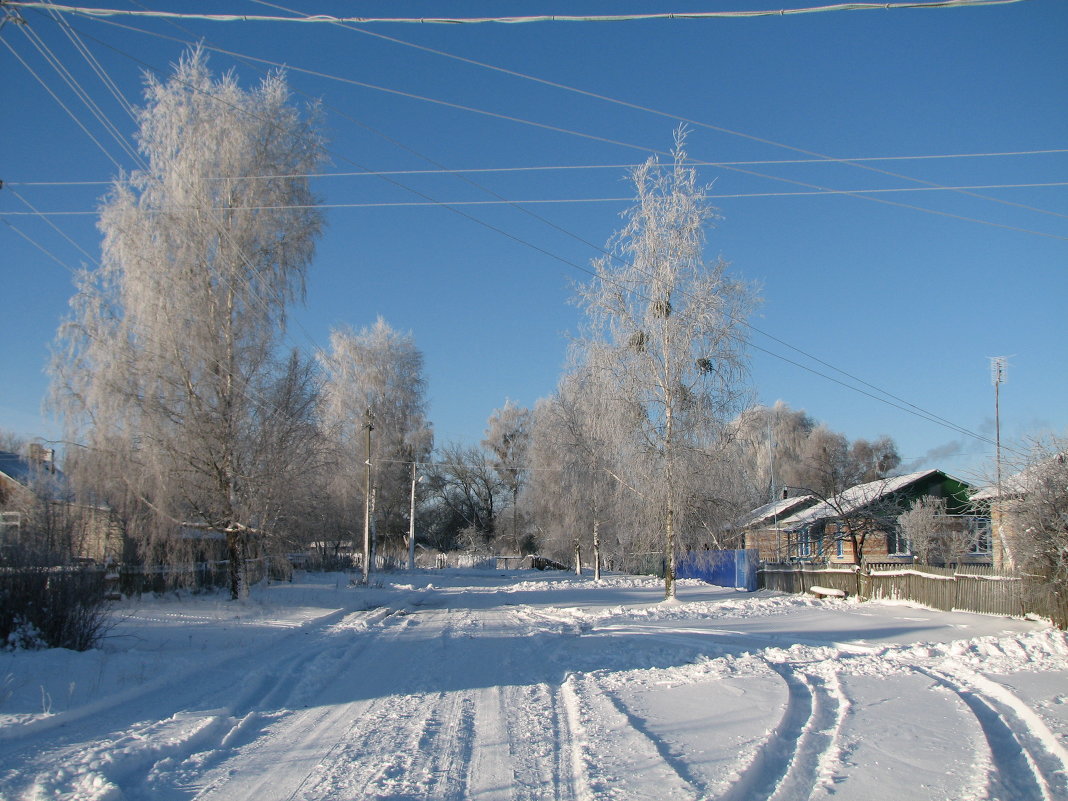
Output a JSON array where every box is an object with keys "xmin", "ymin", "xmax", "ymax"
[
  {"xmin": 989, "ymin": 499, "xmax": 1024, "ymax": 573},
  {"xmin": 744, "ymin": 527, "xmax": 789, "ymax": 562},
  {"xmin": 747, "ymin": 517, "xmax": 991, "ymax": 566}
]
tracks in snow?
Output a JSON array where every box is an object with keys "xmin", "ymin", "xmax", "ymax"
[
  {"xmin": 714, "ymin": 663, "xmax": 847, "ymax": 801},
  {"xmin": 7, "ymin": 595, "xmax": 1065, "ymax": 801},
  {"xmin": 914, "ymin": 664, "xmax": 1068, "ymax": 801},
  {"xmin": 187, "ymin": 606, "xmax": 587, "ymax": 801}
]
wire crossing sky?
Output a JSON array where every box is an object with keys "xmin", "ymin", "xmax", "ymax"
[
  {"xmin": 2, "ymin": 0, "xmax": 1037, "ymax": 25},
  {"xmin": 1, "ymin": 0, "xmax": 1065, "ymax": 482}
]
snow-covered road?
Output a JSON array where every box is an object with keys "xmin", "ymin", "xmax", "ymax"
[{"xmin": 1, "ymin": 570, "xmax": 1066, "ymax": 800}]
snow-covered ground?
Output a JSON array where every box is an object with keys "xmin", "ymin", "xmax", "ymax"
[{"xmin": 1, "ymin": 570, "xmax": 1066, "ymax": 801}]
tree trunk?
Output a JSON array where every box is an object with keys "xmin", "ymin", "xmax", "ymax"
[
  {"xmin": 227, "ymin": 529, "xmax": 245, "ymax": 600},
  {"xmin": 664, "ymin": 504, "xmax": 676, "ymax": 599},
  {"xmin": 593, "ymin": 518, "xmax": 601, "ymax": 581}
]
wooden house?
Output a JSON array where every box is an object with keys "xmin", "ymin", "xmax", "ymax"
[{"xmin": 740, "ymin": 469, "xmax": 985, "ymax": 566}]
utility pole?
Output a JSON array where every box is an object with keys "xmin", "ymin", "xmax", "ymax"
[
  {"xmin": 990, "ymin": 356, "xmax": 1008, "ymax": 493},
  {"xmin": 408, "ymin": 461, "xmax": 421, "ymax": 571},
  {"xmin": 989, "ymin": 356, "xmax": 1014, "ymax": 571},
  {"xmin": 362, "ymin": 406, "xmax": 374, "ymax": 584}
]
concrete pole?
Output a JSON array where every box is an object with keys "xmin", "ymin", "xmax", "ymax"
[
  {"xmin": 362, "ymin": 407, "xmax": 373, "ymax": 584},
  {"xmin": 408, "ymin": 462, "xmax": 419, "ymax": 571}
]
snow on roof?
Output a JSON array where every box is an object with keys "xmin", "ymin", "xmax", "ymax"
[
  {"xmin": 736, "ymin": 494, "xmax": 818, "ymax": 529},
  {"xmin": 775, "ymin": 469, "xmax": 961, "ymax": 530},
  {"xmin": 0, "ymin": 449, "xmax": 71, "ymax": 502},
  {"xmin": 972, "ymin": 453, "xmax": 1066, "ymax": 500},
  {"xmin": 0, "ymin": 450, "xmax": 34, "ymax": 485}
]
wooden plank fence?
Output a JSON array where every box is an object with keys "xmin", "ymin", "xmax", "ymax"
[
  {"xmin": 760, "ymin": 564, "xmax": 861, "ymax": 597},
  {"xmin": 759, "ymin": 562, "xmax": 1067, "ymax": 626}
]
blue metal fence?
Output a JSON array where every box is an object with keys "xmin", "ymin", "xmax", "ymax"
[{"xmin": 676, "ymin": 548, "xmax": 759, "ymax": 591}]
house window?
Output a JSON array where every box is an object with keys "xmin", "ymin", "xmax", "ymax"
[
  {"xmin": 887, "ymin": 525, "xmax": 911, "ymax": 556},
  {"xmin": 795, "ymin": 528, "xmax": 823, "ymax": 560},
  {"xmin": 969, "ymin": 518, "xmax": 992, "ymax": 555},
  {"xmin": 831, "ymin": 522, "xmax": 845, "ymax": 558}
]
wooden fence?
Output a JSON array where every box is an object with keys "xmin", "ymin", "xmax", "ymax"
[
  {"xmin": 760, "ymin": 564, "xmax": 862, "ymax": 597},
  {"xmin": 760, "ymin": 562, "xmax": 1067, "ymax": 628}
]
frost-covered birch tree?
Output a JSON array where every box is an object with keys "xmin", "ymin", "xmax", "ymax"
[
  {"xmin": 49, "ymin": 48, "xmax": 324, "ymax": 599},
  {"xmin": 575, "ymin": 130, "xmax": 756, "ymax": 599},
  {"xmin": 528, "ymin": 367, "xmax": 626, "ymax": 577},
  {"xmin": 319, "ymin": 318, "xmax": 432, "ymax": 560}
]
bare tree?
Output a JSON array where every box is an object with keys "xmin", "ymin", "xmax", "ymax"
[
  {"xmin": 482, "ymin": 400, "xmax": 534, "ymax": 554},
  {"xmin": 319, "ymin": 318, "xmax": 432, "ymax": 562},
  {"xmin": 730, "ymin": 402, "xmax": 901, "ymax": 505},
  {"xmin": 527, "ymin": 368, "xmax": 622, "ymax": 577},
  {"xmin": 575, "ymin": 129, "xmax": 756, "ymax": 598},
  {"xmin": 49, "ymin": 48, "xmax": 324, "ymax": 598},
  {"xmin": 424, "ymin": 443, "xmax": 503, "ymax": 552}
]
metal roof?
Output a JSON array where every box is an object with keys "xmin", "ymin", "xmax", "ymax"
[
  {"xmin": 774, "ymin": 469, "xmax": 970, "ymax": 530},
  {"xmin": 0, "ymin": 450, "xmax": 71, "ymax": 502},
  {"xmin": 736, "ymin": 494, "xmax": 818, "ymax": 530}
]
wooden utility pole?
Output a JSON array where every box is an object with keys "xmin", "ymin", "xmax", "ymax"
[{"xmin": 362, "ymin": 406, "xmax": 374, "ymax": 584}]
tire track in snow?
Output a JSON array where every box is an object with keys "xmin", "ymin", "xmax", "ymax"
[
  {"xmin": 717, "ymin": 662, "xmax": 844, "ymax": 801},
  {"xmin": 170, "ymin": 609, "xmax": 413, "ymax": 800},
  {"xmin": 483, "ymin": 681, "xmax": 578, "ymax": 800},
  {"xmin": 563, "ymin": 671, "xmax": 700, "ymax": 800},
  {"xmin": 0, "ymin": 606, "xmax": 380, "ymax": 801},
  {"xmin": 559, "ymin": 675, "xmax": 594, "ymax": 801},
  {"xmin": 192, "ymin": 608, "xmax": 470, "ymax": 801},
  {"xmin": 913, "ymin": 665, "xmax": 1068, "ymax": 801}
]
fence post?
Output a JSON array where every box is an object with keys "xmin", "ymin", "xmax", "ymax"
[{"xmin": 858, "ymin": 567, "xmax": 871, "ymax": 601}]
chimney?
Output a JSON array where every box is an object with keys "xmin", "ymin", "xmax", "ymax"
[{"xmin": 27, "ymin": 443, "xmax": 56, "ymax": 474}]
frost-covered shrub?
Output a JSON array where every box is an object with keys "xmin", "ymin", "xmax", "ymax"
[
  {"xmin": 0, "ymin": 554, "xmax": 111, "ymax": 651},
  {"xmin": 5, "ymin": 617, "xmax": 46, "ymax": 650}
]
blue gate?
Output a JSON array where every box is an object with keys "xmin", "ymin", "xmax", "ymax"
[{"xmin": 676, "ymin": 548, "xmax": 759, "ymax": 591}]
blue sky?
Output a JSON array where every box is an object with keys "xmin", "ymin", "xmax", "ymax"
[{"xmin": 2, "ymin": 0, "xmax": 1065, "ymax": 484}]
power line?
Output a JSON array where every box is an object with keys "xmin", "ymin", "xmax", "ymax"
[
  {"xmin": 8, "ymin": 181, "xmax": 1068, "ymax": 214},
  {"xmin": 3, "ymin": 12, "xmax": 1049, "ymax": 461},
  {"xmin": 280, "ymin": 0, "xmax": 1063, "ymax": 223},
  {"xmin": 0, "ymin": 35, "xmax": 125, "ymax": 170},
  {"xmin": 5, "ymin": 0, "xmax": 1032, "ymax": 25},
  {"xmin": 9, "ymin": 156, "xmax": 1068, "ymax": 185},
  {"xmin": 82, "ymin": 12, "xmax": 1068, "ymax": 237},
  {"xmin": 5, "ymin": 186, "xmax": 100, "ymax": 265},
  {"xmin": 15, "ymin": 15, "xmax": 143, "ymax": 167},
  {"xmin": 1, "ymin": 216, "xmax": 80, "ymax": 273}
]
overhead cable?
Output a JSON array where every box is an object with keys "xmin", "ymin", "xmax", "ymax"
[
  {"xmin": 9, "ymin": 153, "xmax": 1068, "ymax": 185},
  {"xmin": 70, "ymin": 16, "xmax": 1068, "ymax": 238},
  {"xmin": 4, "ymin": 0, "xmax": 1033, "ymax": 25},
  {"xmin": 0, "ymin": 35, "xmax": 125, "ymax": 170},
  {"xmin": 307, "ymin": 6, "xmax": 1066, "ymax": 222},
  {"xmin": 3, "ymin": 12, "xmax": 1046, "ymax": 456}
]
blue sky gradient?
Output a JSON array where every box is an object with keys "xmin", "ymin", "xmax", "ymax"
[{"xmin": 2, "ymin": 0, "xmax": 1065, "ymax": 483}]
